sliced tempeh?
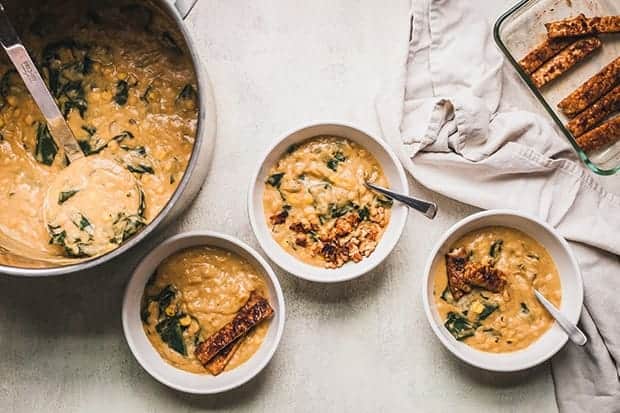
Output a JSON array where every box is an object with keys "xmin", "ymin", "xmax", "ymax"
[
  {"xmin": 546, "ymin": 14, "xmax": 620, "ymax": 38},
  {"xmin": 576, "ymin": 116, "xmax": 620, "ymax": 152},
  {"xmin": 445, "ymin": 248, "xmax": 506, "ymax": 301},
  {"xmin": 205, "ymin": 337, "xmax": 245, "ymax": 376},
  {"xmin": 545, "ymin": 14, "xmax": 590, "ymax": 39},
  {"xmin": 530, "ymin": 37, "xmax": 601, "ymax": 88},
  {"xmin": 558, "ymin": 56, "xmax": 620, "ymax": 117},
  {"xmin": 445, "ymin": 248, "xmax": 470, "ymax": 300},
  {"xmin": 195, "ymin": 292, "xmax": 274, "ymax": 366},
  {"xmin": 589, "ymin": 16, "xmax": 620, "ymax": 34},
  {"xmin": 518, "ymin": 38, "xmax": 574, "ymax": 74},
  {"xmin": 567, "ymin": 84, "xmax": 620, "ymax": 137}
]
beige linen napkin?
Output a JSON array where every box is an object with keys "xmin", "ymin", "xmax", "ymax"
[{"xmin": 377, "ymin": 0, "xmax": 620, "ymax": 411}]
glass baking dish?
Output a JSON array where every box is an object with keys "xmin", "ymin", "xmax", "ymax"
[{"xmin": 494, "ymin": 0, "xmax": 620, "ymax": 176}]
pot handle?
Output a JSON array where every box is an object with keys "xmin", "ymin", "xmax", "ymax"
[{"xmin": 175, "ymin": 0, "xmax": 198, "ymax": 20}]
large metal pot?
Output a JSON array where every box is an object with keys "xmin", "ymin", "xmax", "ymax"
[{"xmin": 0, "ymin": 0, "xmax": 216, "ymax": 276}]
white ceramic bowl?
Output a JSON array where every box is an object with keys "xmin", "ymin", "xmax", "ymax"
[
  {"xmin": 122, "ymin": 231, "xmax": 286, "ymax": 394},
  {"xmin": 248, "ymin": 122, "xmax": 409, "ymax": 283},
  {"xmin": 422, "ymin": 210, "xmax": 583, "ymax": 372}
]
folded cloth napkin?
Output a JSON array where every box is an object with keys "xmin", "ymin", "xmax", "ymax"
[{"xmin": 376, "ymin": 0, "xmax": 620, "ymax": 411}]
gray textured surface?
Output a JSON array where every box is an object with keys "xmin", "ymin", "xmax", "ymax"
[{"xmin": 0, "ymin": 1, "xmax": 560, "ymax": 412}]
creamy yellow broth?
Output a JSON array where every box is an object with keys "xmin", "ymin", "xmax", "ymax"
[
  {"xmin": 0, "ymin": 1, "xmax": 197, "ymax": 265},
  {"xmin": 142, "ymin": 246, "xmax": 271, "ymax": 374},
  {"xmin": 263, "ymin": 136, "xmax": 392, "ymax": 268},
  {"xmin": 433, "ymin": 226, "xmax": 562, "ymax": 353}
]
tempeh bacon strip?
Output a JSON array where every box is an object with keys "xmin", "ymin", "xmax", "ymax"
[
  {"xmin": 558, "ymin": 56, "xmax": 620, "ymax": 117},
  {"xmin": 576, "ymin": 116, "xmax": 620, "ymax": 153},
  {"xmin": 530, "ymin": 37, "xmax": 601, "ymax": 88},
  {"xmin": 205, "ymin": 337, "xmax": 245, "ymax": 376},
  {"xmin": 546, "ymin": 14, "xmax": 620, "ymax": 39},
  {"xmin": 567, "ymin": 84, "xmax": 620, "ymax": 137},
  {"xmin": 195, "ymin": 292, "xmax": 274, "ymax": 367},
  {"xmin": 518, "ymin": 38, "xmax": 573, "ymax": 75}
]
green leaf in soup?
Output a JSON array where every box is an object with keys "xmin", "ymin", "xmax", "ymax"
[
  {"xmin": 73, "ymin": 213, "xmax": 93, "ymax": 233},
  {"xmin": 376, "ymin": 196, "xmax": 393, "ymax": 208},
  {"xmin": 440, "ymin": 286, "xmax": 454, "ymax": 303},
  {"xmin": 34, "ymin": 122, "xmax": 58, "ymax": 166},
  {"xmin": 358, "ymin": 205, "xmax": 370, "ymax": 221},
  {"xmin": 155, "ymin": 316, "xmax": 187, "ymax": 356},
  {"xmin": 329, "ymin": 201, "xmax": 355, "ymax": 218},
  {"xmin": 444, "ymin": 312, "xmax": 477, "ymax": 341},
  {"xmin": 326, "ymin": 151, "xmax": 346, "ymax": 171},
  {"xmin": 58, "ymin": 189, "xmax": 79, "ymax": 204},
  {"xmin": 477, "ymin": 302, "xmax": 499, "ymax": 321},
  {"xmin": 520, "ymin": 302, "xmax": 530, "ymax": 314},
  {"xmin": 114, "ymin": 80, "xmax": 129, "ymax": 105},
  {"xmin": 489, "ymin": 240, "xmax": 503, "ymax": 258},
  {"xmin": 155, "ymin": 285, "xmax": 176, "ymax": 316},
  {"xmin": 177, "ymin": 84, "xmax": 197, "ymax": 102},
  {"xmin": 47, "ymin": 224, "xmax": 66, "ymax": 246},
  {"xmin": 112, "ymin": 131, "xmax": 134, "ymax": 143},
  {"xmin": 266, "ymin": 173, "xmax": 285, "ymax": 188}
]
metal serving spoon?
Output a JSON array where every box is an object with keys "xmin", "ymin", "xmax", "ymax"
[
  {"xmin": 534, "ymin": 289, "xmax": 587, "ymax": 346},
  {"xmin": 365, "ymin": 182, "xmax": 437, "ymax": 219},
  {"xmin": 0, "ymin": 3, "xmax": 83, "ymax": 162},
  {"xmin": 0, "ymin": 5, "xmax": 144, "ymax": 259}
]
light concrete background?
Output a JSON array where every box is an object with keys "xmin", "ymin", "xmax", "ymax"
[{"xmin": 0, "ymin": 0, "xmax": 575, "ymax": 411}]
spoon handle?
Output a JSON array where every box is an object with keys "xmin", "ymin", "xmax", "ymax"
[
  {"xmin": 0, "ymin": 4, "xmax": 83, "ymax": 163},
  {"xmin": 365, "ymin": 182, "xmax": 437, "ymax": 219},
  {"xmin": 534, "ymin": 289, "xmax": 587, "ymax": 346}
]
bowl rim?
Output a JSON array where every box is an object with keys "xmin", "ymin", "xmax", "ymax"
[
  {"xmin": 247, "ymin": 120, "xmax": 409, "ymax": 283},
  {"xmin": 121, "ymin": 230, "xmax": 286, "ymax": 394},
  {"xmin": 421, "ymin": 209, "xmax": 584, "ymax": 372}
]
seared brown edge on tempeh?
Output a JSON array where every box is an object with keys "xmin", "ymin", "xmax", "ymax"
[
  {"xmin": 558, "ymin": 56, "xmax": 620, "ymax": 117},
  {"xmin": 530, "ymin": 37, "xmax": 601, "ymax": 88},
  {"xmin": 518, "ymin": 38, "xmax": 573, "ymax": 75},
  {"xmin": 205, "ymin": 337, "xmax": 245, "ymax": 376},
  {"xmin": 546, "ymin": 14, "xmax": 620, "ymax": 39},
  {"xmin": 445, "ymin": 248, "xmax": 506, "ymax": 301},
  {"xmin": 576, "ymin": 116, "xmax": 620, "ymax": 153},
  {"xmin": 567, "ymin": 84, "xmax": 620, "ymax": 137},
  {"xmin": 195, "ymin": 292, "xmax": 274, "ymax": 367}
]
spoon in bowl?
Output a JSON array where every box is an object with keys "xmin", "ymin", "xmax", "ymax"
[
  {"xmin": 534, "ymin": 289, "xmax": 587, "ymax": 346},
  {"xmin": 0, "ymin": 5, "xmax": 145, "ymax": 259},
  {"xmin": 365, "ymin": 182, "xmax": 437, "ymax": 219}
]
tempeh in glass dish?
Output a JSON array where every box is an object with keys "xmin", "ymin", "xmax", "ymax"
[{"xmin": 494, "ymin": 0, "xmax": 620, "ymax": 176}]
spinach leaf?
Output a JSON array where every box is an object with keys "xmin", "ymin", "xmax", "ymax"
[
  {"xmin": 47, "ymin": 224, "xmax": 67, "ymax": 246},
  {"xmin": 440, "ymin": 286, "xmax": 454, "ymax": 303},
  {"xmin": 177, "ymin": 84, "xmax": 197, "ymax": 101},
  {"xmin": 58, "ymin": 189, "xmax": 79, "ymax": 204},
  {"xmin": 114, "ymin": 80, "xmax": 129, "ymax": 105},
  {"xmin": 160, "ymin": 31, "xmax": 182, "ymax": 54},
  {"xmin": 358, "ymin": 205, "xmax": 370, "ymax": 221},
  {"xmin": 77, "ymin": 127, "xmax": 107, "ymax": 155},
  {"xmin": 478, "ymin": 302, "xmax": 499, "ymax": 321},
  {"xmin": 520, "ymin": 302, "xmax": 530, "ymax": 314},
  {"xmin": 266, "ymin": 173, "xmax": 284, "ymax": 188},
  {"xmin": 112, "ymin": 131, "xmax": 134, "ymax": 143},
  {"xmin": 140, "ymin": 84, "xmax": 153, "ymax": 103},
  {"xmin": 34, "ymin": 122, "xmax": 58, "ymax": 165},
  {"xmin": 127, "ymin": 164, "xmax": 154, "ymax": 174},
  {"xmin": 329, "ymin": 201, "xmax": 355, "ymax": 218},
  {"xmin": 489, "ymin": 240, "xmax": 503, "ymax": 258},
  {"xmin": 444, "ymin": 312, "xmax": 477, "ymax": 341},
  {"xmin": 73, "ymin": 213, "xmax": 93, "ymax": 233},
  {"xmin": 376, "ymin": 196, "xmax": 394, "ymax": 208},
  {"xmin": 326, "ymin": 151, "xmax": 346, "ymax": 171},
  {"xmin": 286, "ymin": 143, "xmax": 299, "ymax": 154},
  {"xmin": 111, "ymin": 212, "xmax": 146, "ymax": 243},
  {"xmin": 156, "ymin": 316, "xmax": 187, "ymax": 356},
  {"xmin": 155, "ymin": 285, "xmax": 176, "ymax": 316}
]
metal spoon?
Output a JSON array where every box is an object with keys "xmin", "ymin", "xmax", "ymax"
[
  {"xmin": 534, "ymin": 289, "xmax": 587, "ymax": 346},
  {"xmin": 365, "ymin": 182, "xmax": 437, "ymax": 219},
  {"xmin": 0, "ymin": 3, "xmax": 83, "ymax": 162}
]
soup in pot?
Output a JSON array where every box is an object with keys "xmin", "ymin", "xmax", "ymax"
[{"xmin": 0, "ymin": 0, "xmax": 198, "ymax": 265}]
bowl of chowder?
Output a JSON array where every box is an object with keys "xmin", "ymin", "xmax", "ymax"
[
  {"xmin": 422, "ymin": 210, "xmax": 583, "ymax": 372},
  {"xmin": 248, "ymin": 122, "xmax": 409, "ymax": 282},
  {"xmin": 122, "ymin": 231, "xmax": 285, "ymax": 394}
]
